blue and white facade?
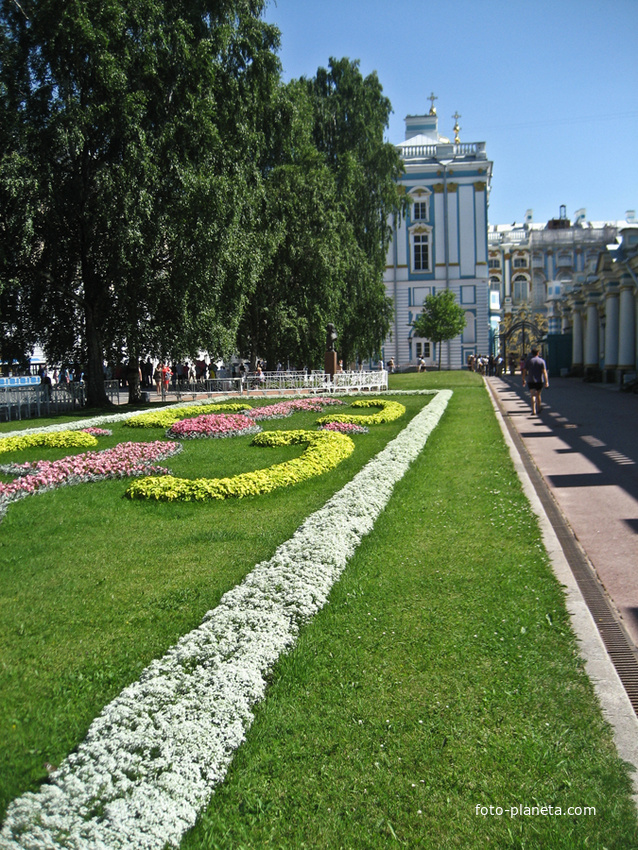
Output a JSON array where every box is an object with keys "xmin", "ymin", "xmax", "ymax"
[{"xmin": 383, "ymin": 108, "xmax": 493, "ymax": 369}]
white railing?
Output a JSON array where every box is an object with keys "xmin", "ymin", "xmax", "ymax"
[
  {"xmin": 330, "ymin": 370, "xmax": 388, "ymax": 393},
  {"xmin": 400, "ymin": 141, "xmax": 486, "ymax": 161},
  {"xmin": 488, "ymin": 230, "xmax": 530, "ymax": 245},
  {"xmin": 242, "ymin": 370, "xmax": 388, "ymax": 395}
]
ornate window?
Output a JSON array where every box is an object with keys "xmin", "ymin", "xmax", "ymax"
[
  {"xmin": 409, "ymin": 187, "xmax": 431, "ymax": 223},
  {"xmin": 513, "ymin": 275, "xmax": 529, "ymax": 301},
  {"xmin": 409, "ymin": 225, "xmax": 432, "ymax": 273}
]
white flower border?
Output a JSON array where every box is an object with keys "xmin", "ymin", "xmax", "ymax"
[{"xmin": 0, "ymin": 389, "xmax": 451, "ymax": 850}]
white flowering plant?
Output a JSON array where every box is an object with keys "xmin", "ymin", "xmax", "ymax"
[{"xmin": 0, "ymin": 390, "xmax": 451, "ymax": 849}]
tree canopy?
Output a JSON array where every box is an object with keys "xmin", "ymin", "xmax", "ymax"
[
  {"xmin": 412, "ymin": 289, "xmax": 467, "ymax": 370},
  {"xmin": 1, "ymin": 2, "xmax": 404, "ymax": 402}
]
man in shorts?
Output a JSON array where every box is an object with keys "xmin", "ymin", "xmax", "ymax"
[{"xmin": 522, "ymin": 347, "xmax": 549, "ymax": 415}]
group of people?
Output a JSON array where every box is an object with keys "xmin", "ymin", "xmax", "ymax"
[
  {"xmin": 466, "ymin": 348, "xmax": 549, "ymax": 416},
  {"xmin": 467, "ymin": 354, "xmax": 505, "ymax": 376},
  {"xmin": 38, "ymin": 364, "xmax": 82, "ymax": 395}
]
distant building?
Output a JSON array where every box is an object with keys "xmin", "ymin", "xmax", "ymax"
[
  {"xmin": 382, "ymin": 100, "xmax": 493, "ymax": 369},
  {"xmin": 564, "ymin": 225, "xmax": 638, "ymax": 382},
  {"xmin": 489, "ymin": 208, "xmax": 638, "ymax": 380}
]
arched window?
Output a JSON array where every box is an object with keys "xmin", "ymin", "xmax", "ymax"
[
  {"xmin": 532, "ymin": 274, "xmax": 546, "ymax": 306},
  {"xmin": 462, "ymin": 311, "xmax": 476, "ymax": 344}
]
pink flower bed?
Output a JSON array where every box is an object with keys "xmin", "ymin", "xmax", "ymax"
[
  {"xmin": 0, "ymin": 441, "xmax": 181, "ymax": 519},
  {"xmin": 244, "ymin": 398, "xmax": 344, "ymax": 421},
  {"xmin": 318, "ymin": 421, "xmax": 369, "ymax": 435},
  {"xmin": 82, "ymin": 427, "xmax": 113, "ymax": 436},
  {"xmin": 167, "ymin": 414, "xmax": 261, "ymax": 440}
]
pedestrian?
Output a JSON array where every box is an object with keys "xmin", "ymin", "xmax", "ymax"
[
  {"xmin": 154, "ymin": 363, "xmax": 162, "ymax": 394},
  {"xmin": 162, "ymin": 363, "xmax": 172, "ymax": 393},
  {"xmin": 521, "ymin": 347, "xmax": 549, "ymax": 416}
]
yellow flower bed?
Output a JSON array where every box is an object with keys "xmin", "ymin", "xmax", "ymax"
[
  {"xmin": 0, "ymin": 430, "xmax": 98, "ymax": 455},
  {"xmin": 126, "ymin": 429, "xmax": 354, "ymax": 502},
  {"xmin": 124, "ymin": 403, "xmax": 252, "ymax": 430},
  {"xmin": 316, "ymin": 398, "xmax": 405, "ymax": 427}
]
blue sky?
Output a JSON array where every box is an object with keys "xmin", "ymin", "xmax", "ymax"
[{"xmin": 263, "ymin": 0, "xmax": 637, "ymax": 227}]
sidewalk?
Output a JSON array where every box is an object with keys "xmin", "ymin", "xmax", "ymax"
[{"xmin": 488, "ymin": 375, "xmax": 638, "ymax": 645}]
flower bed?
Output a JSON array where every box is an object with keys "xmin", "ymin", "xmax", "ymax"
[
  {"xmin": 81, "ymin": 428, "xmax": 113, "ymax": 437},
  {"xmin": 0, "ymin": 391, "xmax": 452, "ymax": 849},
  {"xmin": 125, "ymin": 403, "xmax": 252, "ymax": 430},
  {"xmin": 0, "ymin": 441, "xmax": 182, "ymax": 523},
  {"xmin": 0, "ymin": 429, "xmax": 98, "ymax": 455},
  {"xmin": 126, "ymin": 429, "xmax": 354, "ymax": 502},
  {"xmin": 316, "ymin": 398, "xmax": 405, "ymax": 427},
  {"xmin": 318, "ymin": 421, "xmax": 369, "ymax": 435},
  {"xmin": 243, "ymin": 397, "xmax": 344, "ymax": 421},
  {"xmin": 166, "ymin": 414, "xmax": 261, "ymax": 441}
]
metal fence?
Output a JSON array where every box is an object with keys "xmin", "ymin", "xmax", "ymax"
[
  {"xmin": 0, "ymin": 383, "xmax": 86, "ymax": 422},
  {"xmin": 0, "ymin": 370, "xmax": 389, "ymax": 421}
]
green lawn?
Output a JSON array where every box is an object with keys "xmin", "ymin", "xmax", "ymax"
[{"xmin": 1, "ymin": 373, "xmax": 637, "ymax": 848}]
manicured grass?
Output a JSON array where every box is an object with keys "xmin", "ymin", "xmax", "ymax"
[
  {"xmin": 1, "ymin": 374, "xmax": 637, "ymax": 849},
  {"xmin": 180, "ymin": 373, "xmax": 638, "ymax": 849},
  {"xmin": 0, "ymin": 394, "xmax": 426, "ymax": 820}
]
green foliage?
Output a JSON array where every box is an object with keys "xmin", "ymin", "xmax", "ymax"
[
  {"xmin": 1, "ymin": 5, "xmax": 405, "ymax": 392},
  {"xmin": 238, "ymin": 60, "xmax": 405, "ymax": 369},
  {"xmin": 412, "ymin": 289, "xmax": 467, "ymax": 369},
  {"xmin": 308, "ymin": 59, "xmax": 405, "ymax": 365},
  {"xmin": 0, "ymin": 0, "xmax": 280, "ymax": 402}
]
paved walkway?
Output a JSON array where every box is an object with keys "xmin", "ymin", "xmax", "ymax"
[{"xmin": 487, "ymin": 375, "xmax": 638, "ymax": 648}]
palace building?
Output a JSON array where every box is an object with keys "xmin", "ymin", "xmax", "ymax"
[
  {"xmin": 382, "ymin": 97, "xmax": 493, "ymax": 370},
  {"xmin": 488, "ymin": 208, "xmax": 637, "ymax": 381}
]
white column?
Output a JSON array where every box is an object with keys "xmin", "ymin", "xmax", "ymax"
[
  {"xmin": 604, "ymin": 284, "xmax": 620, "ymax": 369},
  {"xmin": 585, "ymin": 298, "xmax": 600, "ymax": 368},
  {"xmin": 504, "ymin": 254, "xmax": 511, "ymax": 298},
  {"xmin": 571, "ymin": 303, "xmax": 584, "ymax": 368},
  {"xmin": 618, "ymin": 277, "xmax": 636, "ymax": 369}
]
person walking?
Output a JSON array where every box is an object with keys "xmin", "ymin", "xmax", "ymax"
[{"xmin": 522, "ymin": 347, "xmax": 549, "ymax": 415}]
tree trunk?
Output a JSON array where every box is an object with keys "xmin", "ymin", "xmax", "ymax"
[
  {"xmin": 127, "ymin": 357, "xmax": 142, "ymax": 404},
  {"xmin": 84, "ymin": 305, "xmax": 111, "ymax": 408}
]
